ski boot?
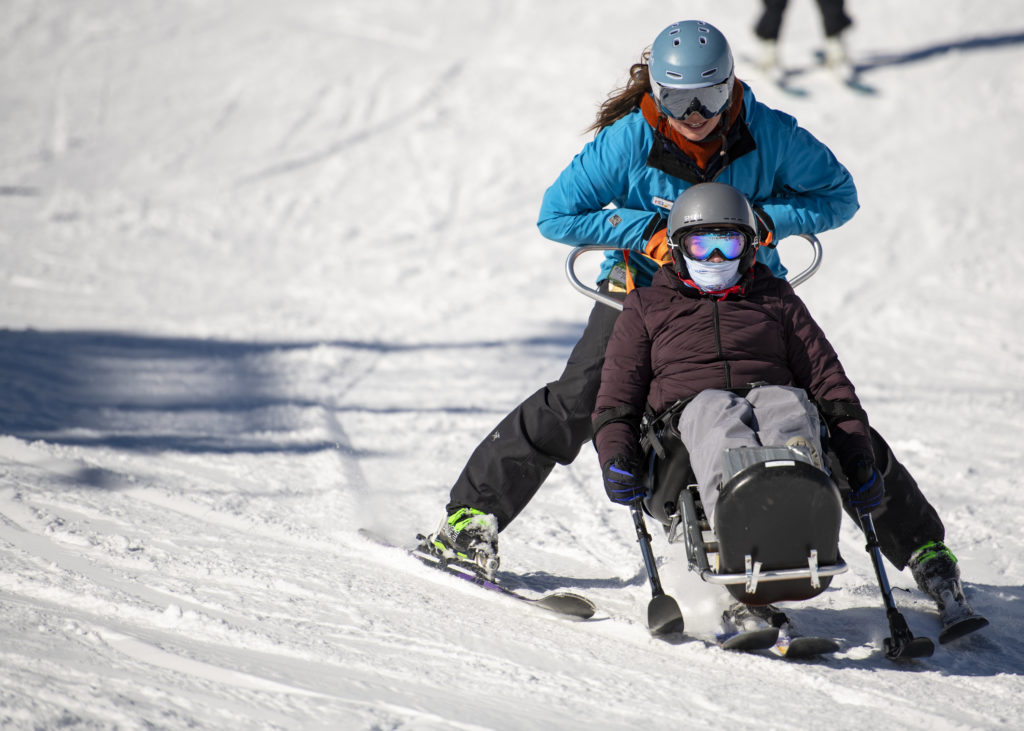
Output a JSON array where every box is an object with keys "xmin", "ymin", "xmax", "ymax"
[
  {"xmin": 719, "ymin": 603, "xmax": 840, "ymax": 658},
  {"xmin": 717, "ymin": 602, "xmax": 781, "ymax": 651},
  {"xmin": 822, "ymin": 34, "xmax": 850, "ymax": 69},
  {"xmin": 908, "ymin": 541, "xmax": 989, "ymax": 643},
  {"xmin": 423, "ymin": 507, "xmax": 500, "ymax": 581},
  {"xmin": 756, "ymin": 38, "xmax": 780, "ymax": 73}
]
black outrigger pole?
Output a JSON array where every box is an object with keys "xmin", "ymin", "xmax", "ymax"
[
  {"xmin": 859, "ymin": 512, "xmax": 934, "ymax": 659},
  {"xmin": 630, "ymin": 499, "xmax": 685, "ymax": 636}
]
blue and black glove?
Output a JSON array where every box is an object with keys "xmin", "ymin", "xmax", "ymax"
[
  {"xmin": 846, "ymin": 460, "xmax": 884, "ymax": 514},
  {"xmin": 602, "ymin": 456, "xmax": 646, "ymax": 505}
]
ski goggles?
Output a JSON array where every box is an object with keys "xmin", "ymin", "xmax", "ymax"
[
  {"xmin": 676, "ymin": 229, "xmax": 749, "ymax": 261},
  {"xmin": 652, "ymin": 78, "xmax": 732, "ymax": 120}
]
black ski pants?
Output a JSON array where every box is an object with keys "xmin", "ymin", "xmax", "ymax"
[
  {"xmin": 447, "ymin": 283, "xmax": 944, "ymax": 570},
  {"xmin": 755, "ymin": 0, "xmax": 853, "ymax": 41},
  {"xmin": 448, "ymin": 282, "xmax": 624, "ymax": 530}
]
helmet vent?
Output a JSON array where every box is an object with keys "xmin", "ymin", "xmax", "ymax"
[
  {"xmin": 701, "ymin": 68, "xmax": 719, "ymax": 78},
  {"xmin": 665, "ymin": 70, "xmax": 683, "ymax": 79}
]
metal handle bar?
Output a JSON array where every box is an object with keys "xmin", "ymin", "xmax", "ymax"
[{"xmin": 565, "ymin": 234, "xmax": 823, "ymax": 311}]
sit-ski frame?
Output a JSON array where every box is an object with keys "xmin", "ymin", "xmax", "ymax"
[
  {"xmin": 565, "ymin": 233, "xmax": 823, "ymax": 311},
  {"xmin": 566, "ymin": 236, "xmax": 936, "ymax": 656},
  {"xmin": 670, "ymin": 481, "xmax": 847, "ymax": 595},
  {"xmin": 567, "ymin": 234, "xmax": 833, "ymax": 594}
]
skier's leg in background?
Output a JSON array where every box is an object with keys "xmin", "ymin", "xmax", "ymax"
[
  {"xmin": 445, "ymin": 282, "xmax": 624, "ymax": 530},
  {"xmin": 754, "ymin": 0, "xmax": 789, "ymax": 40},
  {"xmin": 815, "ymin": 0, "xmax": 853, "ymax": 38},
  {"xmin": 816, "ymin": 0, "xmax": 854, "ymax": 68},
  {"xmin": 831, "ymin": 427, "xmax": 944, "ymax": 569}
]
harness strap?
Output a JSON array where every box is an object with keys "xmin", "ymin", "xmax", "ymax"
[
  {"xmin": 623, "ymin": 250, "xmax": 636, "ymax": 293},
  {"xmin": 817, "ymin": 398, "xmax": 869, "ymax": 426},
  {"xmin": 591, "ymin": 405, "xmax": 642, "ymax": 441}
]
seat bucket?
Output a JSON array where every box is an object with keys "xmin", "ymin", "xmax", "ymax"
[{"xmin": 714, "ymin": 455, "xmax": 842, "ymax": 605}]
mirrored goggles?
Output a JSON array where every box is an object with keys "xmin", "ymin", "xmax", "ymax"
[
  {"xmin": 678, "ymin": 229, "xmax": 749, "ymax": 261},
  {"xmin": 652, "ymin": 79, "xmax": 731, "ymax": 120}
]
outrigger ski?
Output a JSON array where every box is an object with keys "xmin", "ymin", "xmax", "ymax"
[{"xmin": 356, "ymin": 528, "xmax": 596, "ymax": 619}]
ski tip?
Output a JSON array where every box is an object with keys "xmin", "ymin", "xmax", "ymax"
[
  {"xmin": 775, "ymin": 636, "xmax": 840, "ymax": 659},
  {"xmin": 357, "ymin": 527, "xmax": 399, "ymax": 548},
  {"xmin": 718, "ymin": 627, "xmax": 780, "ymax": 652},
  {"xmin": 939, "ymin": 615, "xmax": 989, "ymax": 644},
  {"xmin": 536, "ymin": 592, "xmax": 597, "ymax": 619}
]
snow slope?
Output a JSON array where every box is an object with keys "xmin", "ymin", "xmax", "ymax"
[{"xmin": 1, "ymin": 0, "xmax": 1023, "ymax": 728}]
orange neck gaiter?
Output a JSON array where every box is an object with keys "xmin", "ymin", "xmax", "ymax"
[{"xmin": 641, "ymin": 79, "xmax": 745, "ymax": 170}]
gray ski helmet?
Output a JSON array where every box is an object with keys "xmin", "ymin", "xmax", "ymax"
[
  {"xmin": 668, "ymin": 183, "xmax": 758, "ymax": 271},
  {"xmin": 649, "ymin": 21, "xmax": 734, "ymax": 119}
]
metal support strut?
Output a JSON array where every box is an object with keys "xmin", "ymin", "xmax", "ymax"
[{"xmin": 565, "ymin": 234, "xmax": 824, "ymax": 311}]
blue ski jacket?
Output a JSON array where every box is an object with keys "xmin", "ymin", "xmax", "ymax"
[{"xmin": 537, "ymin": 83, "xmax": 859, "ymax": 287}]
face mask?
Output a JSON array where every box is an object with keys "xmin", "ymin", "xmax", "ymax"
[{"xmin": 683, "ymin": 255, "xmax": 742, "ymax": 292}]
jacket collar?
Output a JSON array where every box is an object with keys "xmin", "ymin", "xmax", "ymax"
[
  {"xmin": 642, "ymin": 81, "xmax": 757, "ymax": 183},
  {"xmin": 657, "ymin": 263, "xmax": 759, "ymax": 300}
]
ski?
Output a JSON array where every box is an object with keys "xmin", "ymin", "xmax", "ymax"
[
  {"xmin": 939, "ymin": 614, "xmax": 989, "ymax": 644},
  {"xmin": 775, "ymin": 70, "xmax": 876, "ymax": 97},
  {"xmin": 772, "ymin": 631, "xmax": 840, "ymax": 660},
  {"xmin": 740, "ymin": 53, "xmax": 877, "ymax": 97},
  {"xmin": 717, "ymin": 603, "xmax": 839, "ymax": 658},
  {"xmin": 938, "ymin": 603, "xmax": 990, "ymax": 644},
  {"xmin": 358, "ymin": 528, "xmax": 596, "ymax": 619},
  {"xmin": 716, "ymin": 602, "xmax": 782, "ymax": 651},
  {"xmin": 771, "ymin": 609, "xmax": 840, "ymax": 658},
  {"xmin": 716, "ymin": 627, "xmax": 780, "ymax": 652}
]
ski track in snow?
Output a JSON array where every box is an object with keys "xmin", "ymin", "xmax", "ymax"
[{"xmin": 2, "ymin": 1, "xmax": 1024, "ymax": 728}]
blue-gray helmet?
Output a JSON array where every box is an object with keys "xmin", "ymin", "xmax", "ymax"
[{"xmin": 649, "ymin": 21, "xmax": 735, "ymax": 120}]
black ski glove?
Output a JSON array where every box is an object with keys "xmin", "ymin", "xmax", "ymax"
[
  {"xmin": 846, "ymin": 460, "xmax": 884, "ymax": 514},
  {"xmin": 753, "ymin": 205, "xmax": 775, "ymax": 247},
  {"xmin": 602, "ymin": 456, "xmax": 645, "ymax": 505}
]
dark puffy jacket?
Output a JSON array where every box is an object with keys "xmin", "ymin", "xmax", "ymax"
[{"xmin": 593, "ymin": 264, "xmax": 874, "ymax": 478}]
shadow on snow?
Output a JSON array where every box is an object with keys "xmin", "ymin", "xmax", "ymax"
[
  {"xmin": 0, "ymin": 327, "xmax": 581, "ymax": 455},
  {"xmin": 855, "ymin": 30, "xmax": 1024, "ymax": 74}
]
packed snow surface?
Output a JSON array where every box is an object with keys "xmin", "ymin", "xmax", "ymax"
[{"xmin": 2, "ymin": 1, "xmax": 1023, "ymax": 729}]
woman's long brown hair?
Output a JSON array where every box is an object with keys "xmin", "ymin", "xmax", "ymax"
[{"xmin": 586, "ymin": 51, "xmax": 651, "ymax": 134}]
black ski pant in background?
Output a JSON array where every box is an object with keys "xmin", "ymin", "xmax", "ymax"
[
  {"xmin": 831, "ymin": 428, "xmax": 945, "ymax": 568},
  {"xmin": 446, "ymin": 282, "xmax": 945, "ymax": 570},
  {"xmin": 755, "ymin": 0, "xmax": 853, "ymax": 40}
]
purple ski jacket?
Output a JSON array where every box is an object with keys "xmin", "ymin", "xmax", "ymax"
[{"xmin": 592, "ymin": 263, "xmax": 874, "ymax": 479}]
